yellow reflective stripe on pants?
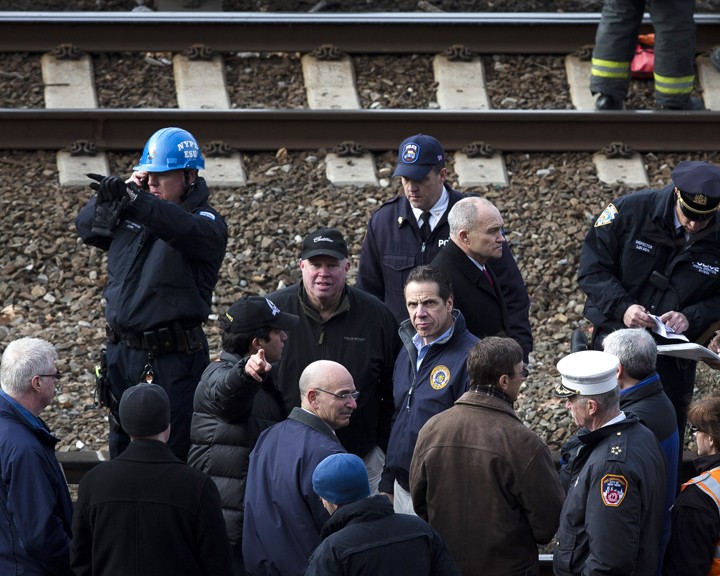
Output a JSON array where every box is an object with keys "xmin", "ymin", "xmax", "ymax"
[
  {"xmin": 591, "ymin": 58, "xmax": 631, "ymax": 79},
  {"xmin": 654, "ymin": 72, "xmax": 695, "ymax": 95}
]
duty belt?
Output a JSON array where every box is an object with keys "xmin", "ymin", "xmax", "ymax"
[{"xmin": 106, "ymin": 322, "xmax": 205, "ymax": 356}]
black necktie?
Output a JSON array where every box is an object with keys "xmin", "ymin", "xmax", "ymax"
[{"xmin": 419, "ymin": 212, "xmax": 431, "ymax": 241}]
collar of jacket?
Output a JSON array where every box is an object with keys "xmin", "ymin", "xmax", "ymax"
[
  {"xmin": 398, "ymin": 308, "xmax": 466, "ymax": 352},
  {"xmin": 320, "ymin": 495, "xmax": 393, "ymax": 539},
  {"xmin": 693, "ymin": 452, "xmax": 720, "ymax": 475},
  {"xmin": 219, "ymin": 350, "xmax": 244, "ymax": 364},
  {"xmin": 457, "ymin": 389, "xmax": 518, "ymax": 416},
  {"xmin": 619, "ymin": 372, "xmax": 661, "ymax": 401},
  {"xmin": 117, "ymin": 438, "xmax": 181, "ymax": 463},
  {"xmin": 179, "ymin": 176, "xmax": 211, "ymax": 212},
  {"xmin": 578, "ymin": 413, "xmax": 640, "ymax": 448},
  {"xmin": 466, "ymin": 385, "xmax": 514, "ymax": 406},
  {"xmin": 287, "ymin": 406, "xmax": 340, "ymax": 444},
  {"xmin": 297, "ymin": 283, "xmax": 350, "ymax": 323},
  {"xmin": 0, "ymin": 390, "xmax": 59, "ymax": 446}
]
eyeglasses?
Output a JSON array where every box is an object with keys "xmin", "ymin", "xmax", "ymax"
[
  {"xmin": 37, "ymin": 372, "xmax": 63, "ymax": 393},
  {"xmin": 315, "ymin": 388, "xmax": 360, "ymax": 402},
  {"xmin": 690, "ymin": 424, "xmax": 704, "ymax": 434},
  {"xmin": 510, "ymin": 367, "xmax": 529, "ymax": 379}
]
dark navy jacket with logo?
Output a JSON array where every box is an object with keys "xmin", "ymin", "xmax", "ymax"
[
  {"xmin": 554, "ymin": 415, "xmax": 666, "ymax": 576},
  {"xmin": 578, "ymin": 185, "xmax": 720, "ymax": 343},
  {"xmin": 381, "ymin": 310, "xmax": 478, "ymax": 493}
]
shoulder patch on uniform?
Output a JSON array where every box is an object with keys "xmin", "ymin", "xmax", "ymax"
[
  {"xmin": 429, "ymin": 365, "xmax": 450, "ymax": 390},
  {"xmin": 594, "ymin": 203, "xmax": 618, "ymax": 227},
  {"xmin": 601, "ymin": 474, "xmax": 628, "ymax": 507},
  {"xmin": 197, "ymin": 210, "xmax": 216, "ymax": 220}
]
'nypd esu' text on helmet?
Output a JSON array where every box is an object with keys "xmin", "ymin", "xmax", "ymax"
[{"xmin": 133, "ymin": 127, "xmax": 205, "ymax": 172}]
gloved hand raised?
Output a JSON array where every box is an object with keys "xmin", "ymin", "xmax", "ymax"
[
  {"xmin": 90, "ymin": 194, "xmax": 131, "ymax": 238},
  {"xmin": 87, "ymin": 173, "xmax": 128, "ymax": 203}
]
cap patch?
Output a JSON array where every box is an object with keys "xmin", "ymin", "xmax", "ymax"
[
  {"xmin": 401, "ymin": 142, "xmax": 420, "ymax": 164},
  {"xmin": 265, "ymin": 298, "xmax": 281, "ymax": 317},
  {"xmin": 601, "ymin": 474, "xmax": 628, "ymax": 507},
  {"xmin": 595, "ymin": 203, "xmax": 618, "ymax": 227},
  {"xmin": 693, "ymin": 194, "xmax": 708, "ymax": 206},
  {"xmin": 430, "ymin": 365, "xmax": 450, "ymax": 390}
]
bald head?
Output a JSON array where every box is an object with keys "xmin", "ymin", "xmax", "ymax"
[
  {"xmin": 448, "ymin": 197, "xmax": 505, "ymax": 263},
  {"xmin": 300, "ymin": 360, "xmax": 357, "ymax": 429}
]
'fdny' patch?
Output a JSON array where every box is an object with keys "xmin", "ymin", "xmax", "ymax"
[
  {"xmin": 692, "ymin": 262, "xmax": 720, "ymax": 278},
  {"xmin": 401, "ymin": 142, "xmax": 420, "ymax": 164},
  {"xmin": 198, "ymin": 211, "xmax": 216, "ymax": 221},
  {"xmin": 429, "ymin": 365, "xmax": 451, "ymax": 390},
  {"xmin": 601, "ymin": 474, "xmax": 628, "ymax": 507},
  {"xmin": 594, "ymin": 203, "xmax": 618, "ymax": 227}
]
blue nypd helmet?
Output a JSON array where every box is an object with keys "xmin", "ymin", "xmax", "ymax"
[
  {"xmin": 133, "ymin": 127, "xmax": 205, "ymax": 172},
  {"xmin": 672, "ymin": 161, "xmax": 720, "ymax": 221},
  {"xmin": 392, "ymin": 134, "xmax": 445, "ymax": 181}
]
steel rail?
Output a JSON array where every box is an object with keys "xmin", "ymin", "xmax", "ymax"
[
  {"xmin": 0, "ymin": 108, "xmax": 716, "ymax": 153},
  {"xmin": 1, "ymin": 12, "xmax": 719, "ymax": 54}
]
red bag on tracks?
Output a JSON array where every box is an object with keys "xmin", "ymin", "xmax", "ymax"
[{"xmin": 631, "ymin": 34, "xmax": 654, "ymax": 79}]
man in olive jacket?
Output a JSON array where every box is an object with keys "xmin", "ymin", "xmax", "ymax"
[{"xmin": 410, "ymin": 337, "xmax": 564, "ymax": 576}]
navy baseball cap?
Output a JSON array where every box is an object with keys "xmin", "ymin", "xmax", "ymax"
[
  {"xmin": 312, "ymin": 453, "xmax": 370, "ymax": 505},
  {"xmin": 672, "ymin": 161, "xmax": 720, "ymax": 221},
  {"xmin": 225, "ymin": 296, "xmax": 299, "ymax": 334},
  {"xmin": 392, "ymin": 134, "xmax": 445, "ymax": 180}
]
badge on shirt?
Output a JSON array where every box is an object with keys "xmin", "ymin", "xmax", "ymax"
[
  {"xmin": 197, "ymin": 210, "xmax": 216, "ymax": 221},
  {"xmin": 429, "ymin": 365, "xmax": 450, "ymax": 390},
  {"xmin": 594, "ymin": 203, "xmax": 618, "ymax": 227},
  {"xmin": 601, "ymin": 474, "xmax": 628, "ymax": 507}
]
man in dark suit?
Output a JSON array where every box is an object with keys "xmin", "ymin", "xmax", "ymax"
[{"xmin": 431, "ymin": 196, "xmax": 530, "ymax": 359}]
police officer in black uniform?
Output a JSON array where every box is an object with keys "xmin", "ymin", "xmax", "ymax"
[
  {"xmin": 578, "ymin": 160, "xmax": 720, "ymax": 440},
  {"xmin": 76, "ymin": 127, "xmax": 228, "ymax": 461}
]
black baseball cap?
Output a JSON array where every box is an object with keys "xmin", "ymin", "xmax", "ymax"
[
  {"xmin": 300, "ymin": 228, "xmax": 349, "ymax": 260},
  {"xmin": 225, "ymin": 296, "xmax": 299, "ymax": 334}
]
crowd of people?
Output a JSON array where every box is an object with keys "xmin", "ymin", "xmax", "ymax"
[{"xmin": 1, "ymin": 126, "xmax": 720, "ymax": 576}]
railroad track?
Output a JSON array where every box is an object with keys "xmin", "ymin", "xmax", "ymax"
[
  {"xmin": 1, "ymin": 12, "xmax": 719, "ymax": 154},
  {"xmin": 2, "ymin": 12, "xmax": 720, "ymax": 53}
]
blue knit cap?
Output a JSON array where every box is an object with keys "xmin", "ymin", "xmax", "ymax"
[{"xmin": 312, "ymin": 453, "xmax": 370, "ymax": 505}]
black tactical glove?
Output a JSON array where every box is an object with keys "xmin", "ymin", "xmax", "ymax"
[
  {"xmin": 90, "ymin": 194, "xmax": 130, "ymax": 238},
  {"xmin": 87, "ymin": 173, "xmax": 128, "ymax": 204}
]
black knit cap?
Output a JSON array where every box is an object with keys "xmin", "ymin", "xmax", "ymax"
[{"xmin": 119, "ymin": 383, "xmax": 170, "ymax": 438}]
